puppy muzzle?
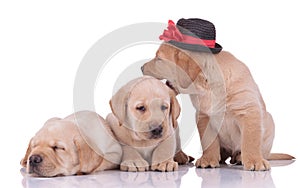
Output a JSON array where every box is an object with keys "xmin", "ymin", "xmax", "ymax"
[
  {"xmin": 28, "ymin": 154, "xmax": 44, "ymax": 175},
  {"xmin": 150, "ymin": 125, "xmax": 163, "ymax": 139}
]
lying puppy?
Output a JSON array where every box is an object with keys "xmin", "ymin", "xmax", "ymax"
[
  {"xmin": 21, "ymin": 111, "xmax": 122, "ymax": 177},
  {"xmin": 142, "ymin": 43, "xmax": 294, "ymax": 171},
  {"xmin": 107, "ymin": 76, "xmax": 188, "ymax": 172}
]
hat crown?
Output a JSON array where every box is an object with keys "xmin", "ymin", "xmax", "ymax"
[
  {"xmin": 177, "ymin": 18, "xmax": 216, "ymax": 40},
  {"xmin": 159, "ymin": 18, "xmax": 222, "ymax": 53}
]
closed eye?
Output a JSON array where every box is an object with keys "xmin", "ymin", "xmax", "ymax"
[{"xmin": 52, "ymin": 146, "xmax": 65, "ymax": 151}]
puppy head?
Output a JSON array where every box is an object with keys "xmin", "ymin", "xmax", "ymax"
[
  {"xmin": 110, "ymin": 76, "xmax": 180, "ymax": 141},
  {"xmin": 142, "ymin": 43, "xmax": 208, "ymax": 93},
  {"xmin": 21, "ymin": 118, "xmax": 103, "ymax": 177}
]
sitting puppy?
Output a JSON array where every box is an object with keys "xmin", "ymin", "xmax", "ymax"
[
  {"xmin": 107, "ymin": 76, "xmax": 186, "ymax": 172},
  {"xmin": 21, "ymin": 111, "xmax": 122, "ymax": 177},
  {"xmin": 142, "ymin": 18, "xmax": 294, "ymax": 171}
]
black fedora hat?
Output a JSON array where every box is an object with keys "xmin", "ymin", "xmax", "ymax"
[{"xmin": 159, "ymin": 18, "xmax": 222, "ymax": 54}]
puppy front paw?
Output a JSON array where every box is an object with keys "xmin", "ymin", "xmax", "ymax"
[
  {"xmin": 243, "ymin": 157, "xmax": 270, "ymax": 171},
  {"xmin": 195, "ymin": 155, "xmax": 220, "ymax": 168},
  {"xmin": 120, "ymin": 159, "xmax": 149, "ymax": 172},
  {"xmin": 151, "ymin": 160, "xmax": 178, "ymax": 172}
]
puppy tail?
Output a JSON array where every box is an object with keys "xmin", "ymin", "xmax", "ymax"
[{"xmin": 268, "ymin": 153, "xmax": 295, "ymax": 160}]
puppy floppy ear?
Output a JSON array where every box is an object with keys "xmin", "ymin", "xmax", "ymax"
[
  {"xmin": 109, "ymin": 91, "xmax": 129, "ymax": 125},
  {"xmin": 20, "ymin": 138, "xmax": 32, "ymax": 167},
  {"xmin": 169, "ymin": 90, "xmax": 181, "ymax": 128},
  {"xmin": 175, "ymin": 50, "xmax": 203, "ymax": 89},
  {"xmin": 73, "ymin": 135, "xmax": 103, "ymax": 174}
]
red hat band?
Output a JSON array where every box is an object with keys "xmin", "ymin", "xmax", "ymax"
[{"xmin": 159, "ymin": 20, "xmax": 216, "ymax": 48}]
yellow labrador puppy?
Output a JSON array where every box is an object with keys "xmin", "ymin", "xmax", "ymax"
[
  {"xmin": 107, "ymin": 76, "xmax": 187, "ymax": 172},
  {"xmin": 21, "ymin": 111, "xmax": 122, "ymax": 177},
  {"xmin": 142, "ymin": 43, "xmax": 294, "ymax": 171}
]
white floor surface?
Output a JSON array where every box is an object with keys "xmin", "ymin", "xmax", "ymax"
[{"xmin": 18, "ymin": 160, "xmax": 298, "ymax": 188}]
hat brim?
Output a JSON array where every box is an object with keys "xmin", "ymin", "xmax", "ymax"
[{"xmin": 168, "ymin": 40, "xmax": 222, "ymax": 54}]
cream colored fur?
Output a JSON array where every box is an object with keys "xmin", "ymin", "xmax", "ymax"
[
  {"xmin": 21, "ymin": 111, "xmax": 120, "ymax": 177},
  {"xmin": 142, "ymin": 43, "xmax": 294, "ymax": 171},
  {"xmin": 107, "ymin": 76, "xmax": 185, "ymax": 172}
]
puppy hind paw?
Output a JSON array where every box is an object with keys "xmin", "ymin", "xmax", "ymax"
[
  {"xmin": 151, "ymin": 161, "xmax": 178, "ymax": 172},
  {"xmin": 230, "ymin": 151, "xmax": 242, "ymax": 165},
  {"xmin": 120, "ymin": 160, "xmax": 149, "ymax": 172},
  {"xmin": 174, "ymin": 150, "xmax": 194, "ymax": 165}
]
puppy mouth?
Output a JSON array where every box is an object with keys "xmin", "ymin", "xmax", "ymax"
[
  {"xmin": 29, "ymin": 165, "xmax": 44, "ymax": 177},
  {"xmin": 150, "ymin": 134, "xmax": 163, "ymax": 139},
  {"xmin": 166, "ymin": 81, "xmax": 179, "ymax": 94},
  {"xmin": 28, "ymin": 165, "xmax": 61, "ymax": 177}
]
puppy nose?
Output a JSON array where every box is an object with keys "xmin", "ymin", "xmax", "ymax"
[
  {"xmin": 141, "ymin": 65, "xmax": 144, "ymax": 73},
  {"xmin": 29, "ymin": 155, "xmax": 43, "ymax": 166},
  {"xmin": 151, "ymin": 125, "xmax": 163, "ymax": 136}
]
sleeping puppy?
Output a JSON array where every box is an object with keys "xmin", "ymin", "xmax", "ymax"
[
  {"xmin": 21, "ymin": 111, "xmax": 121, "ymax": 177},
  {"xmin": 142, "ymin": 43, "xmax": 294, "ymax": 171},
  {"xmin": 107, "ymin": 76, "xmax": 187, "ymax": 172}
]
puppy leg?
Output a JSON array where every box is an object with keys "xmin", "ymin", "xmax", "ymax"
[
  {"xmin": 121, "ymin": 146, "xmax": 149, "ymax": 172},
  {"xmin": 195, "ymin": 112, "xmax": 221, "ymax": 168},
  {"xmin": 151, "ymin": 134, "xmax": 178, "ymax": 172},
  {"xmin": 261, "ymin": 112, "xmax": 275, "ymax": 159},
  {"xmin": 237, "ymin": 109, "xmax": 270, "ymax": 171}
]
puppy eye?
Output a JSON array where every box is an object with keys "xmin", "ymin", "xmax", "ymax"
[
  {"xmin": 136, "ymin": 106, "xmax": 146, "ymax": 112},
  {"xmin": 52, "ymin": 146, "xmax": 65, "ymax": 151},
  {"xmin": 161, "ymin": 105, "xmax": 168, "ymax": 111}
]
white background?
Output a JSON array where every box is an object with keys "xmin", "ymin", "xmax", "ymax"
[{"xmin": 1, "ymin": 0, "xmax": 299, "ymax": 187}]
